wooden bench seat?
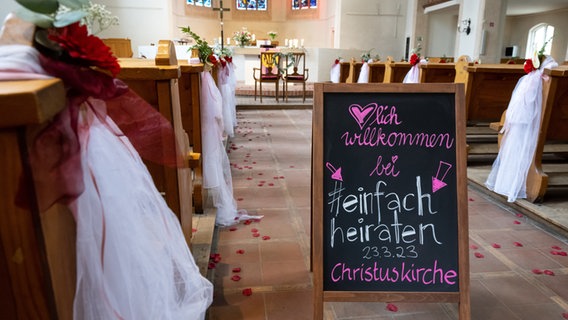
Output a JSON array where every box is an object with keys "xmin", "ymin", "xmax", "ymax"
[
  {"xmin": 384, "ymin": 56, "xmax": 411, "ymax": 83},
  {"xmin": 526, "ymin": 66, "xmax": 568, "ymax": 202},
  {"xmin": 453, "ymin": 59, "xmax": 526, "ymax": 155},
  {"xmin": 1, "ymin": 79, "xmax": 75, "ymax": 319},
  {"xmin": 368, "ymin": 61, "xmax": 386, "ymax": 83},
  {"xmin": 419, "ymin": 62, "xmax": 456, "ymax": 83}
]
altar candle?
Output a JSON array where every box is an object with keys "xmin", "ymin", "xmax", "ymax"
[
  {"xmin": 219, "ymin": 37, "xmax": 222, "ymax": 44},
  {"xmin": 285, "ymin": 39, "xmax": 289, "ymax": 46},
  {"xmin": 227, "ymin": 37, "xmax": 231, "ymax": 45},
  {"xmin": 252, "ymin": 34, "xmax": 256, "ymax": 41},
  {"xmin": 301, "ymin": 39, "xmax": 304, "ymax": 47}
]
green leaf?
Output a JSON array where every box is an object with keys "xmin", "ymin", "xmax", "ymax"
[
  {"xmin": 59, "ymin": 0, "xmax": 90, "ymax": 10},
  {"xmin": 53, "ymin": 10, "xmax": 87, "ymax": 27},
  {"xmin": 15, "ymin": 7, "xmax": 55, "ymax": 28},
  {"xmin": 15, "ymin": 0, "xmax": 59, "ymax": 14}
]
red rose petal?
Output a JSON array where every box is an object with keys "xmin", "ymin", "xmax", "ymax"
[
  {"xmin": 231, "ymin": 275, "xmax": 241, "ymax": 281},
  {"xmin": 552, "ymin": 245, "xmax": 562, "ymax": 250},
  {"xmin": 562, "ymin": 312, "xmax": 568, "ymax": 319},
  {"xmin": 513, "ymin": 220, "xmax": 522, "ymax": 225},
  {"xmin": 192, "ymin": 228, "xmax": 198, "ymax": 233},
  {"xmin": 242, "ymin": 288, "xmax": 253, "ymax": 296},
  {"xmin": 252, "ymin": 233, "xmax": 260, "ymax": 237},
  {"xmin": 262, "ymin": 235, "xmax": 271, "ymax": 240},
  {"xmin": 213, "ymin": 256, "xmax": 222, "ymax": 263},
  {"xmin": 544, "ymin": 270, "xmax": 555, "ymax": 276},
  {"xmin": 232, "ymin": 267, "xmax": 241, "ymax": 273},
  {"xmin": 236, "ymin": 249, "xmax": 245, "ymax": 254},
  {"xmin": 516, "ymin": 213, "xmax": 524, "ymax": 218},
  {"xmin": 492, "ymin": 243, "xmax": 501, "ymax": 249},
  {"xmin": 229, "ymin": 227, "xmax": 238, "ymax": 231},
  {"xmin": 474, "ymin": 252, "xmax": 484, "ymax": 258},
  {"xmin": 558, "ymin": 251, "xmax": 567, "ymax": 256},
  {"xmin": 470, "ymin": 244, "xmax": 479, "ymax": 250},
  {"xmin": 513, "ymin": 242, "xmax": 523, "ymax": 247},
  {"xmin": 468, "ymin": 198, "xmax": 475, "ymax": 201},
  {"xmin": 532, "ymin": 269, "xmax": 543, "ymax": 274},
  {"xmin": 244, "ymin": 220, "xmax": 252, "ymax": 225},
  {"xmin": 251, "ymin": 228, "xmax": 258, "ymax": 233},
  {"xmin": 208, "ymin": 262, "xmax": 216, "ymax": 269},
  {"xmin": 386, "ymin": 303, "xmax": 398, "ymax": 312}
]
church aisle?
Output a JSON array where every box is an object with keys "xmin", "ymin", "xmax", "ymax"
[{"xmin": 207, "ymin": 109, "xmax": 568, "ymax": 320}]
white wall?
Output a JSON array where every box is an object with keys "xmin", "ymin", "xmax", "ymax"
[
  {"xmin": 426, "ymin": 8, "xmax": 457, "ymax": 58},
  {"xmin": 505, "ymin": 9, "xmax": 568, "ymax": 62},
  {"xmin": 337, "ymin": 0, "xmax": 407, "ymax": 60},
  {"xmin": 455, "ymin": 0, "xmax": 483, "ymax": 60}
]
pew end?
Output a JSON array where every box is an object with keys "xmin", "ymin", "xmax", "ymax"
[{"xmin": 1, "ymin": 79, "xmax": 76, "ymax": 319}]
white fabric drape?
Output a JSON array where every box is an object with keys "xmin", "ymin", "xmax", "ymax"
[
  {"xmin": 485, "ymin": 56, "xmax": 558, "ymax": 202},
  {"xmin": 330, "ymin": 62, "xmax": 340, "ymax": 83},
  {"xmin": 403, "ymin": 59, "xmax": 427, "ymax": 83},
  {"xmin": 73, "ymin": 100, "xmax": 213, "ymax": 319},
  {"xmin": 217, "ymin": 63, "xmax": 237, "ymax": 137},
  {"xmin": 200, "ymin": 71, "xmax": 261, "ymax": 226},
  {"xmin": 357, "ymin": 61, "xmax": 370, "ymax": 83}
]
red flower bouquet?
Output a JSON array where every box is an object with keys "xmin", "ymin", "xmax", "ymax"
[{"xmin": 47, "ymin": 22, "xmax": 120, "ymax": 76}]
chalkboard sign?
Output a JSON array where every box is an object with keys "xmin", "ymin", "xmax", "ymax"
[{"xmin": 312, "ymin": 83, "xmax": 470, "ymax": 319}]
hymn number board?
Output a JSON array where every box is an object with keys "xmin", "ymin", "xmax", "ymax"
[{"xmin": 312, "ymin": 83, "xmax": 470, "ymax": 320}]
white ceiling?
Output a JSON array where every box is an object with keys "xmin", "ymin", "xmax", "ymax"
[{"xmin": 506, "ymin": 0, "xmax": 568, "ymax": 16}]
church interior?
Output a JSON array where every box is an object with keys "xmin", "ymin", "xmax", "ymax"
[{"xmin": 1, "ymin": 0, "xmax": 568, "ymax": 319}]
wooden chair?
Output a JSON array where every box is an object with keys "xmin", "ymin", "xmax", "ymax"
[
  {"xmin": 102, "ymin": 38, "xmax": 133, "ymax": 58},
  {"xmin": 253, "ymin": 50, "xmax": 281, "ymax": 102},
  {"xmin": 282, "ymin": 50, "xmax": 309, "ymax": 102}
]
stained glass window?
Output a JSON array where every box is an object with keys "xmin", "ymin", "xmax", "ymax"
[
  {"xmin": 236, "ymin": 0, "xmax": 267, "ymax": 10},
  {"xmin": 292, "ymin": 0, "xmax": 317, "ymax": 10},
  {"xmin": 187, "ymin": 0, "xmax": 212, "ymax": 7}
]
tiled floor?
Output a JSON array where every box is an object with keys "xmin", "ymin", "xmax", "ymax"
[{"xmin": 205, "ymin": 103, "xmax": 568, "ymax": 319}]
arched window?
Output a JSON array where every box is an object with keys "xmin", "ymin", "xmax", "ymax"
[
  {"xmin": 236, "ymin": 0, "xmax": 267, "ymax": 10},
  {"xmin": 187, "ymin": 0, "xmax": 212, "ymax": 7},
  {"xmin": 292, "ymin": 0, "xmax": 317, "ymax": 10},
  {"xmin": 526, "ymin": 23, "xmax": 554, "ymax": 58}
]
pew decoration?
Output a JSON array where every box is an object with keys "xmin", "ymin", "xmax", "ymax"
[
  {"xmin": 184, "ymin": 27, "xmax": 262, "ymax": 225},
  {"xmin": 180, "ymin": 26, "xmax": 216, "ymax": 68},
  {"xmin": 5, "ymin": 1, "xmax": 214, "ymax": 318},
  {"xmin": 358, "ymin": 49, "xmax": 380, "ymax": 83},
  {"xmin": 403, "ymin": 51, "xmax": 427, "ymax": 83},
  {"xmin": 330, "ymin": 56, "xmax": 342, "ymax": 83},
  {"xmin": 485, "ymin": 54, "xmax": 558, "ymax": 202},
  {"xmin": 216, "ymin": 47, "xmax": 238, "ymax": 137}
]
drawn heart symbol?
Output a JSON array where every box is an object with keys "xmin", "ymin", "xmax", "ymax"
[{"xmin": 349, "ymin": 104, "xmax": 376, "ymax": 130}]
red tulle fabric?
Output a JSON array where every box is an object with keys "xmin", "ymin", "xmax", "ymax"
[{"xmin": 17, "ymin": 55, "xmax": 181, "ymax": 211}]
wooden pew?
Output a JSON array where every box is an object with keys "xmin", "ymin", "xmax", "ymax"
[
  {"xmin": 383, "ymin": 56, "xmax": 411, "ymax": 83},
  {"xmin": 116, "ymin": 40, "xmax": 195, "ymax": 244},
  {"xmin": 350, "ymin": 60, "xmax": 363, "ymax": 83},
  {"xmin": 526, "ymin": 66, "xmax": 568, "ymax": 202},
  {"xmin": 178, "ymin": 61, "xmax": 205, "ymax": 213},
  {"xmin": 102, "ymin": 38, "xmax": 134, "ymax": 58},
  {"xmin": 454, "ymin": 61, "xmax": 526, "ymax": 155},
  {"xmin": 368, "ymin": 61, "xmax": 386, "ymax": 83},
  {"xmin": 0, "ymin": 79, "xmax": 75, "ymax": 319},
  {"xmin": 419, "ymin": 62, "xmax": 456, "ymax": 83},
  {"xmin": 338, "ymin": 61, "xmax": 350, "ymax": 83}
]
